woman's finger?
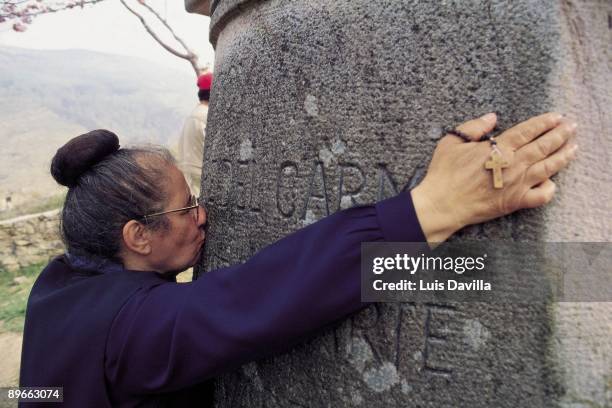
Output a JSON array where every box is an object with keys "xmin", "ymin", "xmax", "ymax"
[
  {"xmin": 521, "ymin": 179, "xmax": 557, "ymax": 209},
  {"xmin": 526, "ymin": 142, "xmax": 578, "ymax": 185},
  {"xmin": 456, "ymin": 112, "xmax": 498, "ymax": 140},
  {"xmin": 517, "ymin": 121, "xmax": 577, "ymax": 165},
  {"xmin": 440, "ymin": 112, "xmax": 497, "ymax": 147},
  {"xmin": 497, "ymin": 112, "xmax": 563, "ymax": 150}
]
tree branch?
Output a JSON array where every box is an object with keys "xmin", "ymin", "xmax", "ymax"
[
  {"xmin": 119, "ymin": 0, "xmax": 200, "ymax": 76},
  {"xmin": 139, "ymin": 1, "xmax": 193, "ymax": 56}
]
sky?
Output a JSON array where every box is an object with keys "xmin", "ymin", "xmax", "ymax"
[{"xmin": 0, "ymin": 0, "xmax": 215, "ymax": 75}]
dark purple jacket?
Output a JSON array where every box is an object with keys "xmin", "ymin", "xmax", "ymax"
[{"xmin": 20, "ymin": 192, "xmax": 425, "ymax": 407}]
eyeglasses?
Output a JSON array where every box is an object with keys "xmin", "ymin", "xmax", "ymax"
[{"xmin": 141, "ymin": 195, "xmax": 202, "ymax": 224}]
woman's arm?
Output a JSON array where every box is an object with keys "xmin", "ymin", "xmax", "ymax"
[{"xmin": 106, "ymin": 192, "xmax": 424, "ymax": 394}]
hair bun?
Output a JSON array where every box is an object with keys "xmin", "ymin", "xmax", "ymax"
[{"xmin": 51, "ymin": 129, "xmax": 120, "ymax": 188}]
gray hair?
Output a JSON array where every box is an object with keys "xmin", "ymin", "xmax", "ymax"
[{"xmin": 52, "ymin": 130, "xmax": 177, "ymax": 261}]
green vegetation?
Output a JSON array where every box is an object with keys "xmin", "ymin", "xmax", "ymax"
[
  {"xmin": 26, "ymin": 193, "xmax": 66, "ymax": 215},
  {"xmin": 0, "ymin": 262, "xmax": 44, "ymax": 333},
  {"xmin": 0, "ymin": 192, "xmax": 65, "ymax": 221}
]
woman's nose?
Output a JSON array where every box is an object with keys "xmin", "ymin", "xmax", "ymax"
[{"xmin": 197, "ymin": 206, "xmax": 207, "ymax": 227}]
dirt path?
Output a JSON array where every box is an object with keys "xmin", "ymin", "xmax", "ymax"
[{"xmin": 0, "ymin": 332, "xmax": 22, "ymax": 387}]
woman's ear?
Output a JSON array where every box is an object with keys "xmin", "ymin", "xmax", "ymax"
[{"xmin": 122, "ymin": 220, "xmax": 152, "ymax": 255}]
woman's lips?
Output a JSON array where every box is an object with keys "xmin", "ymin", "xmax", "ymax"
[
  {"xmin": 196, "ymin": 229, "xmax": 206, "ymax": 243},
  {"xmin": 196, "ymin": 234, "xmax": 206, "ymax": 249}
]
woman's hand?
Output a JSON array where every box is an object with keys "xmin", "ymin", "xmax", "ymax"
[{"xmin": 412, "ymin": 112, "xmax": 578, "ymax": 243}]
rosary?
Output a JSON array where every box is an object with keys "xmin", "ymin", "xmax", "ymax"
[{"xmin": 445, "ymin": 128, "xmax": 509, "ymax": 189}]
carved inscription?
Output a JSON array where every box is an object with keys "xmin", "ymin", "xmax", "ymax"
[
  {"xmin": 235, "ymin": 160, "xmax": 262, "ymax": 212},
  {"xmin": 422, "ymin": 304, "xmax": 455, "ymax": 377},
  {"xmin": 337, "ymin": 164, "xmax": 365, "ymax": 211},
  {"xmin": 209, "ymin": 158, "xmax": 261, "ymax": 213},
  {"xmin": 333, "ymin": 303, "xmax": 458, "ymax": 380},
  {"xmin": 394, "ymin": 303, "xmax": 416, "ymax": 368},
  {"xmin": 377, "ymin": 164, "xmax": 401, "ymax": 201},
  {"xmin": 209, "ymin": 143, "xmax": 425, "ymax": 221},
  {"xmin": 276, "ymin": 161, "xmax": 298, "ymax": 217},
  {"xmin": 302, "ymin": 161, "xmax": 330, "ymax": 219},
  {"xmin": 276, "ymin": 162, "xmax": 422, "ymax": 220}
]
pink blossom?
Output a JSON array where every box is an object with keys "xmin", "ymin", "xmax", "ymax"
[{"xmin": 12, "ymin": 22, "xmax": 27, "ymax": 32}]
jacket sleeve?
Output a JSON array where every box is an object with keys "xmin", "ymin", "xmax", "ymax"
[{"xmin": 105, "ymin": 191, "xmax": 425, "ymax": 394}]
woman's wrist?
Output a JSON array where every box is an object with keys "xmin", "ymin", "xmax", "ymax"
[{"xmin": 410, "ymin": 183, "xmax": 463, "ymax": 244}]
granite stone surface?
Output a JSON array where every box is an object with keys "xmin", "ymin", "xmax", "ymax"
[{"xmin": 189, "ymin": 0, "xmax": 612, "ymax": 406}]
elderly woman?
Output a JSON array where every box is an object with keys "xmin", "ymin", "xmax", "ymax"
[{"xmin": 20, "ymin": 112, "xmax": 576, "ymax": 407}]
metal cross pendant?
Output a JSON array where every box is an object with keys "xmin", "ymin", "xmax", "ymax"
[{"xmin": 485, "ymin": 149, "xmax": 509, "ymax": 189}]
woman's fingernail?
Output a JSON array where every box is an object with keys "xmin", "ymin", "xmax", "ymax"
[
  {"xmin": 482, "ymin": 112, "xmax": 497, "ymax": 123},
  {"xmin": 570, "ymin": 145, "xmax": 579, "ymax": 158},
  {"xmin": 568, "ymin": 122, "xmax": 578, "ymax": 130}
]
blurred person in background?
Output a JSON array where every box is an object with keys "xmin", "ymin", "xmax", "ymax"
[{"xmin": 178, "ymin": 71, "xmax": 213, "ymax": 197}]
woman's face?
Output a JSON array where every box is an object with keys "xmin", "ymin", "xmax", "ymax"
[{"xmin": 147, "ymin": 165, "xmax": 207, "ymax": 274}]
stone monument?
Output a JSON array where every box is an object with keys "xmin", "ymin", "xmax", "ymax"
[{"xmin": 186, "ymin": 0, "xmax": 611, "ymax": 406}]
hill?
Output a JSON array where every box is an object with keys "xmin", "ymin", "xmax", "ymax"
[{"xmin": 0, "ymin": 46, "xmax": 198, "ymax": 218}]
